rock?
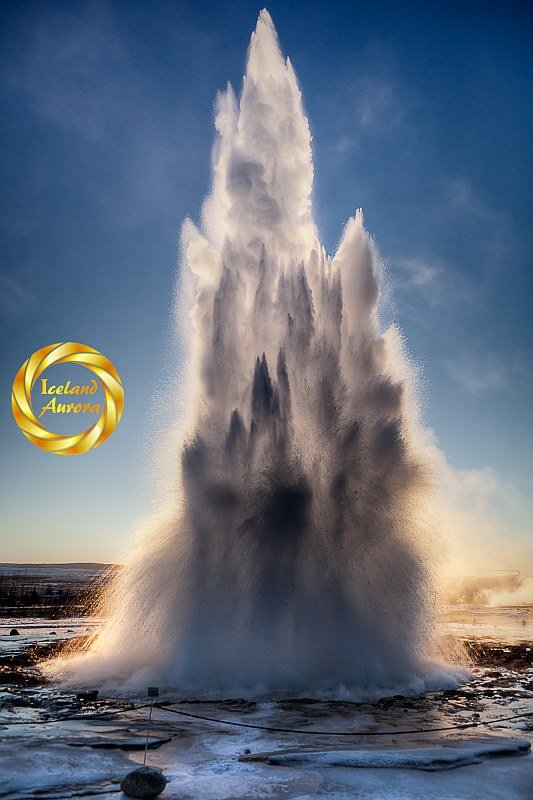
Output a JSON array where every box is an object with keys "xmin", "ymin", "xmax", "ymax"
[
  {"xmin": 9, "ymin": 629, "xmax": 19, "ymax": 636},
  {"xmin": 9, "ymin": 696, "xmax": 31, "ymax": 707},
  {"xmin": 120, "ymin": 766, "xmax": 166, "ymax": 799},
  {"xmin": 76, "ymin": 689, "xmax": 99, "ymax": 703}
]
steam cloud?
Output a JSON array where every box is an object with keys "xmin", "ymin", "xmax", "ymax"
[{"xmin": 62, "ymin": 11, "xmax": 466, "ymax": 698}]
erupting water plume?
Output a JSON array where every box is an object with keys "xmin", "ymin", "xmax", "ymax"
[{"xmin": 62, "ymin": 10, "xmax": 462, "ymax": 698}]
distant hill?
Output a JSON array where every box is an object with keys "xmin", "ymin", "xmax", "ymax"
[
  {"xmin": 0, "ymin": 562, "xmax": 115, "ymax": 570},
  {"xmin": 0, "ymin": 563, "xmax": 115, "ymax": 583}
]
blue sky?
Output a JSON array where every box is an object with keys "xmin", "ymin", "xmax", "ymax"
[{"xmin": 0, "ymin": 0, "xmax": 531, "ymax": 563}]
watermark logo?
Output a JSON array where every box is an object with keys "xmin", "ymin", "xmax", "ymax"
[{"xmin": 11, "ymin": 342, "xmax": 124, "ymax": 455}]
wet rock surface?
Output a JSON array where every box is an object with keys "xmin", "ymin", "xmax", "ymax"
[
  {"xmin": 0, "ymin": 637, "xmax": 532, "ymax": 728},
  {"xmin": 239, "ymin": 736, "xmax": 531, "ymax": 769},
  {"xmin": 464, "ymin": 641, "xmax": 533, "ymax": 669},
  {"xmin": 0, "ymin": 631, "xmax": 531, "ymax": 799},
  {"xmin": 0, "ymin": 636, "xmax": 90, "ymax": 687}
]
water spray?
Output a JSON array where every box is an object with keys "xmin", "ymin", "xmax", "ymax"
[{"xmin": 60, "ymin": 8, "xmax": 463, "ymax": 700}]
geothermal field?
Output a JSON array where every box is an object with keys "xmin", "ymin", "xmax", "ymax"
[
  {"xmin": 0, "ymin": 9, "xmax": 531, "ymax": 800},
  {"xmin": 1, "ymin": 585, "xmax": 532, "ymax": 798}
]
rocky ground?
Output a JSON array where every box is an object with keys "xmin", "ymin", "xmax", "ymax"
[{"xmin": 0, "ymin": 631, "xmax": 532, "ymax": 799}]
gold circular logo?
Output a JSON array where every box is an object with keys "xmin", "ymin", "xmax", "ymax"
[{"xmin": 11, "ymin": 342, "xmax": 124, "ymax": 455}]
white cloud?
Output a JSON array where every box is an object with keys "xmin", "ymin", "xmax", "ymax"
[
  {"xmin": 0, "ymin": 272, "xmax": 33, "ymax": 317},
  {"xmin": 2, "ymin": 5, "xmax": 192, "ymax": 228},
  {"xmin": 392, "ymin": 255, "xmax": 476, "ymax": 318},
  {"xmin": 395, "ymin": 257, "xmax": 446, "ymax": 302},
  {"xmin": 446, "ymin": 177, "xmax": 508, "ymax": 225},
  {"xmin": 356, "ymin": 74, "xmax": 406, "ymax": 131},
  {"xmin": 446, "ymin": 352, "xmax": 508, "ymax": 394},
  {"xmin": 324, "ymin": 43, "xmax": 415, "ymax": 155},
  {"xmin": 445, "ymin": 348, "xmax": 531, "ymax": 395},
  {"xmin": 4, "ymin": 7, "xmax": 127, "ymax": 141}
]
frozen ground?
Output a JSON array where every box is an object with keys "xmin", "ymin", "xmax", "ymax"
[
  {"xmin": 0, "ymin": 618, "xmax": 100, "ymax": 655},
  {"xmin": 0, "ymin": 611, "xmax": 531, "ymax": 799},
  {"xmin": 1, "ymin": 699, "xmax": 532, "ymax": 799},
  {"xmin": 441, "ymin": 605, "xmax": 532, "ymax": 644}
]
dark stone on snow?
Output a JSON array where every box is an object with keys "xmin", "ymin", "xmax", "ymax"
[
  {"xmin": 76, "ymin": 689, "xmax": 99, "ymax": 702},
  {"xmin": 120, "ymin": 766, "xmax": 166, "ymax": 799}
]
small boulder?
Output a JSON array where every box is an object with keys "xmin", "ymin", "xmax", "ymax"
[
  {"xmin": 76, "ymin": 689, "xmax": 99, "ymax": 703},
  {"xmin": 10, "ymin": 696, "xmax": 31, "ymax": 707},
  {"xmin": 120, "ymin": 766, "xmax": 166, "ymax": 799},
  {"xmin": 9, "ymin": 629, "xmax": 19, "ymax": 636}
]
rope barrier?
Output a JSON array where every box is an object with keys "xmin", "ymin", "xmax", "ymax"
[
  {"xmin": 153, "ymin": 704, "xmax": 533, "ymax": 736},
  {"xmin": 1, "ymin": 700, "xmax": 532, "ymax": 736}
]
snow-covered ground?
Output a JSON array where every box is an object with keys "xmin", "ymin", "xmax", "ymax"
[
  {"xmin": 0, "ymin": 618, "xmax": 101, "ymax": 655},
  {"xmin": 441, "ymin": 605, "xmax": 533, "ymax": 644},
  {"xmin": 0, "ymin": 611, "xmax": 531, "ymax": 799},
  {"xmin": 1, "ymin": 702, "xmax": 531, "ymax": 799}
]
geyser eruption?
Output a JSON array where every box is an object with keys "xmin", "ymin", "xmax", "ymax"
[{"xmin": 65, "ymin": 10, "xmax": 457, "ymax": 697}]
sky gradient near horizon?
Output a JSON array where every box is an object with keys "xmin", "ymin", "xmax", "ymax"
[{"xmin": 0, "ymin": 0, "xmax": 531, "ymax": 565}]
